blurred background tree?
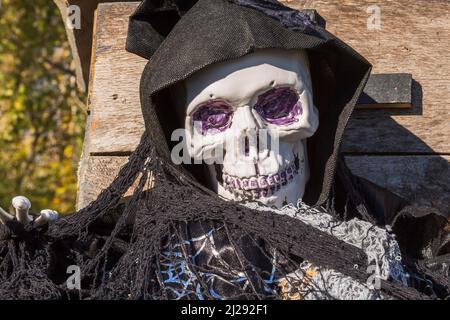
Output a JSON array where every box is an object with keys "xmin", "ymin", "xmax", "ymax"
[{"xmin": 0, "ymin": 0, "xmax": 86, "ymax": 214}]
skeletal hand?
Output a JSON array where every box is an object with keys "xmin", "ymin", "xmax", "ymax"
[{"xmin": 0, "ymin": 196, "xmax": 59, "ymax": 228}]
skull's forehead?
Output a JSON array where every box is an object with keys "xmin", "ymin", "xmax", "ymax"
[{"xmin": 184, "ymin": 48, "xmax": 311, "ymax": 115}]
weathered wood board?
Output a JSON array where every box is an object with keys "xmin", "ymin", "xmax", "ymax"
[
  {"xmin": 54, "ymin": 0, "xmax": 128, "ymax": 91},
  {"xmin": 78, "ymin": 1, "xmax": 450, "ymax": 215},
  {"xmin": 77, "ymin": 156, "xmax": 129, "ymax": 209}
]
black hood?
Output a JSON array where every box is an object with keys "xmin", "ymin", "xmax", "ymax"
[{"xmin": 126, "ymin": 0, "xmax": 372, "ymax": 206}]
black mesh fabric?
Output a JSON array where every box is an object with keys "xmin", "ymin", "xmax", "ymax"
[{"xmin": 0, "ymin": 0, "xmax": 448, "ymax": 299}]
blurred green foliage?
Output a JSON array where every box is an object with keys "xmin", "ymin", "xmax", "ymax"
[{"xmin": 0, "ymin": 0, "xmax": 86, "ymax": 214}]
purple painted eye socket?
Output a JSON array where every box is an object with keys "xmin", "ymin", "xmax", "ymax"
[
  {"xmin": 254, "ymin": 87, "xmax": 302, "ymax": 125},
  {"xmin": 192, "ymin": 100, "xmax": 233, "ymax": 135}
]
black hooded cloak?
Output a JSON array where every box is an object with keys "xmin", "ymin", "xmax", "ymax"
[{"xmin": 0, "ymin": 0, "xmax": 448, "ymax": 300}]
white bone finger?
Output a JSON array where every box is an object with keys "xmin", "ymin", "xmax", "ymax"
[
  {"xmin": 12, "ymin": 196, "xmax": 32, "ymax": 225},
  {"xmin": 0, "ymin": 206, "xmax": 14, "ymax": 224},
  {"xmin": 33, "ymin": 209, "xmax": 59, "ymax": 228}
]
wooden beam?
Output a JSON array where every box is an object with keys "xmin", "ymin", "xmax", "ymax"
[
  {"xmin": 54, "ymin": 0, "xmax": 130, "ymax": 91},
  {"xmin": 77, "ymin": 156, "xmax": 152, "ymax": 209}
]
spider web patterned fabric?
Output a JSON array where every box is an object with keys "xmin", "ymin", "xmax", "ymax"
[{"xmin": 160, "ymin": 225, "xmax": 279, "ymax": 299}]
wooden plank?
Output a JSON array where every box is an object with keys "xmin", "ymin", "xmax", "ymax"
[
  {"xmin": 78, "ymin": 155, "xmax": 450, "ymax": 216},
  {"xmin": 87, "ymin": 2, "xmax": 146, "ymax": 155},
  {"xmin": 54, "ymin": 0, "xmax": 128, "ymax": 91},
  {"xmin": 77, "ymin": 156, "xmax": 128, "ymax": 209},
  {"xmin": 76, "ymin": 2, "xmax": 146, "ymax": 210},
  {"xmin": 346, "ymin": 155, "xmax": 450, "ymax": 216},
  {"xmin": 85, "ymin": 1, "xmax": 450, "ymax": 155},
  {"xmin": 77, "ymin": 155, "xmax": 154, "ymax": 210}
]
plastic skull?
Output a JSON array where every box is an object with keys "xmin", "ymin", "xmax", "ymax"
[{"xmin": 183, "ymin": 48, "xmax": 319, "ymax": 208}]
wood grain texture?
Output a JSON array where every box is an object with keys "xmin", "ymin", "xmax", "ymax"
[
  {"xmin": 53, "ymin": 0, "xmax": 129, "ymax": 90},
  {"xmin": 77, "ymin": 156, "xmax": 128, "ymax": 209},
  {"xmin": 78, "ymin": 155, "xmax": 450, "ymax": 216},
  {"xmin": 77, "ymin": 2, "xmax": 146, "ymax": 210},
  {"xmin": 85, "ymin": 1, "xmax": 449, "ymax": 154},
  {"xmin": 77, "ymin": 155, "xmax": 154, "ymax": 210},
  {"xmin": 87, "ymin": 2, "xmax": 147, "ymax": 155}
]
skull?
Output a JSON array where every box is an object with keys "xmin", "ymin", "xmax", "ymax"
[{"xmin": 182, "ymin": 49, "xmax": 319, "ymax": 208}]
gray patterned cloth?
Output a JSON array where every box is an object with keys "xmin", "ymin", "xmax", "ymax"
[{"xmin": 244, "ymin": 201, "xmax": 410, "ymax": 300}]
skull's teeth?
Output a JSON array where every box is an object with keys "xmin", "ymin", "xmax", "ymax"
[
  {"xmin": 249, "ymin": 178, "xmax": 258, "ymax": 190},
  {"xmin": 222, "ymin": 162, "xmax": 301, "ymax": 196},
  {"xmin": 258, "ymin": 177, "xmax": 268, "ymax": 188}
]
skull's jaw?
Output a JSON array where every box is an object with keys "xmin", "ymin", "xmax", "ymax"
[{"xmin": 207, "ymin": 152, "xmax": 308, "ymax": 209}]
